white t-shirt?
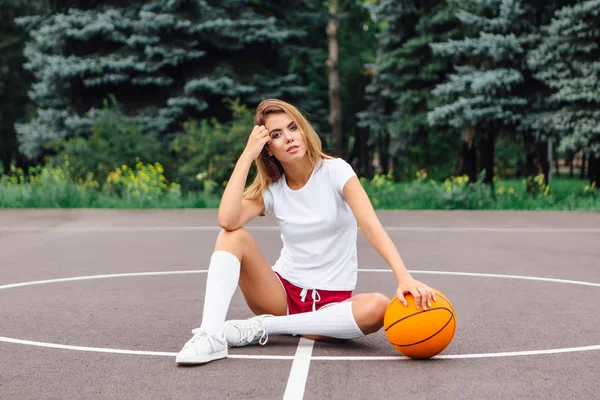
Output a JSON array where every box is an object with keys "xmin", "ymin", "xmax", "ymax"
[{"xmin": 263, "ymin": 158, "xmax": 358, "ymax": 291}]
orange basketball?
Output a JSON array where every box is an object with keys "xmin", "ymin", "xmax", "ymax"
[{"xmin": 384, "ymin": 289, "xmax": 456, "ymax": 359}]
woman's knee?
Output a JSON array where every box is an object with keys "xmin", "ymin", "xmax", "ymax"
[
  {"xmin": 354, "ymin": 293, "xmax": 390, "ymax": 334},
  {"xmin": 214, "ymin": 227, "xmax": 251, "ymax": 256}
]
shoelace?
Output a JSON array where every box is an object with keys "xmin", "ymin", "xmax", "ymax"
[
  {"xmin": 186, "ymin": 329, "xmax": 218, "ymax": 350},
  {"xmin": 188, "ymin": 329, "xmax": 208, "ymax": 342},
  {"xmin": 239, "ymin": 320, "xmax": 268, "ymax": 346}
]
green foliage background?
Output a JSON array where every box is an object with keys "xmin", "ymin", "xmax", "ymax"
[{"xmin": 1, "ymin": 0, "xmax": 599, "ymax": 209}]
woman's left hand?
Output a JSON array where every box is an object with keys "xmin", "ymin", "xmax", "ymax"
[{"xmin": 396, "ymin": 278, "xmax": 437, "ymax": 310}]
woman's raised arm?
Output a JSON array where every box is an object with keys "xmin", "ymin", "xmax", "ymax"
[{"xmin": 218, "ymin": 125, "xmax": 270, "ymax": 230}]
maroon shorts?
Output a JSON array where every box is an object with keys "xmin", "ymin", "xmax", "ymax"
[{"xmin": 274, "ymin": 271, "xmax": 353, "ymax": 315}]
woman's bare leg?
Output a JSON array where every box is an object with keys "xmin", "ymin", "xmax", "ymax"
[
  {"xmin": 176, "ymin": 227, "xmax": 287, "ymax": 364},
  {"xmin": 302, "ymin": 293, "xmax": 390, "ymax": 341},
  {"xmin": 214, "ymin": 227, "xmax": 287, "ymax": 317},
  {"xmin": 346, "ymin": 293, "xmax": 390, "ymax": 334}
]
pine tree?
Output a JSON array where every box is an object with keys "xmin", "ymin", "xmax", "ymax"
[
  {"xmin": 15, "ymin": 0, "xmax": 313, "ymax": 159},
  {"xmin": 428, "ymin": 0, "xmax": 531, "ymax": 184},
  {"xmin": 280, "ymin": 0, "xmax": 378, "ymax": 166},
  {"xmin": 0, "ymin": 0, "xmax": 46, "ymax": 171},
  {"xmin": 386, "ymin": 0, "xmax": 463, "ymax": 180},
  {"xmin": 528, "ymin": 0, "xmax": 600, "ymax": 186},
  {"xmin": 357, "ymin": 0, "xmax": 419, "ymax": 175},
  {"xmin": 337, "ymin": 1, "xmax": 378, "ymax": 172},
  {"xmin": 357, "ymin": 0, "xmax": 463, "ymax": 179},
  {"xmin": 430, "ymin": 0, "xmax": 579, "ymax": 184}
]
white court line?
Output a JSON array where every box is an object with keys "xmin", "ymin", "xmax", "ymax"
[
  {"xmin": 312, "ymin": 345, "xmax": 600, "ymax": 360},
  {"xmin": 1, "ymin": 336, "xmax": 599, "ymax": 361},
  {"xmin": 0, "ymin": 226, "xmax": 221, "ymax": 232},
  {"xmin": 0, "ymin": 336, "xmax": 293, "ymax": 359},
  {"xmin": 0, "ymin": 336, "xmax": 176, "ymax": 357},
  {"xmin": 0, "ymin": 270, "xmax": 207, "ymax": 290},
  {"xmin": 1, "ymin": 226, "xmax": 599, "ymax": 233},
  {"xmin": 3, "ymin": 269, "xmax": 600, "ymax": 291},
  {"xmin": 283, "ymin": 337, "xmax": 315, "ymax": 400},
  {"xmin": 1, "ymin": 270, "xmax": 600, "ymax": 364},
  {"xmin": 361, "ymin": 270, "xmax": 600, "ymax": 288}
]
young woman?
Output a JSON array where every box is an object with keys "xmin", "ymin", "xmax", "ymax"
[{"xmin": 176, "ymin": 99, "xmax": 436, "ymax": 365}]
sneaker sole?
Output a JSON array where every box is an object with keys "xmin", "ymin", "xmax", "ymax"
[
  {"xmin": 175, "ymin": 349, "xmax": 228, "ymax": 365},
  {"xmin": 228, "ymin": 342, "xmax": 259, "ymax": 348}
]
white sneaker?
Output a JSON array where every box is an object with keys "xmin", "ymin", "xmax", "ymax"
[
  {"xmin": 175, "ymin": 329, "xmax": 228, "ymax": 365},
  {"xmin": 223, "ymin": 315, "xmax": 272, "ymax": 347}
]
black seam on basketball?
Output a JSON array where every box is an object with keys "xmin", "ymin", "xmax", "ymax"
[
  {"xmin": 384, "ymin": 295, "xmax": 455, "ymax": 330},
  {"xmin": 434, "ymin": 293, "xmax": 454, "ymax": 313},
  {"xmin": 384, "ymin": 297, "xmax": 436, "ymax": 330},
  {"xmin": 384, "ymin": 297, "xmax": 422, "ymax": 330},
  {"xmin": 384, "ymin": 306, "xmax": 452, "ymax": 332},
  {"xmin": 384, "ymin": 297, "xmax": 406, "ymax": 330},
  {"xmin": 387, "ymin": 308, "xmax": 454, "ymax": 347}
]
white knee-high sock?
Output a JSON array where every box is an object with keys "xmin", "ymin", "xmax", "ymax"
[
  {"xmin": 199, "ymin": 251, "xmax": 240, "ymax": 336},
  {"xmin": 263, "ymin": 302, "xmax": 364, "ymax": 339}
]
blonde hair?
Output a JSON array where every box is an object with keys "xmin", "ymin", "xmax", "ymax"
[{"xmin": 243, "ymin": 99, "xmax": 332, "ymax": 202}]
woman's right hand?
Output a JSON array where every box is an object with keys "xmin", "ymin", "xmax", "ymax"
[{"xmin": 242, "ymin": 125, "xmax": 271, "ymax": 160}]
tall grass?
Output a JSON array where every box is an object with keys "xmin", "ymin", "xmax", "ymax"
[
  {"xmin": 1, "ymin": 162, "xmax": 597, "ymax": 210},
  {"xmin": 361, "ymin": 170, "xmax": 599, "ymax": 211},
  {"xmin": 0, "ymin": 159, "xmax": 218, "ymax": 209}
]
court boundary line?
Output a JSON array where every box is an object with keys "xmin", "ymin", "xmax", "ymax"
[
  {"xmin": 0, "ymin": 270, "xmax": 205, "ymax": 290},
  {"xmin": 362, "ymin": 270, "xmax": 600, "ymax": 288},
  {"xmin": 283, "ymin": 337, "xmax": 314, "ymax": 400},
  {"xmin": 2, "ymin": 226, "xmax": 599, "ymax": 233},
  {"xmin": 2, "ymin": 269, "xmax": 600, "ymax": 291},
  {"xmin": 1, "ymin": 269, "xmax": 600, "ymax": 362},
  {"xmin": 1, "ymin": 336, "xmax": 599, "ymax": 361}
]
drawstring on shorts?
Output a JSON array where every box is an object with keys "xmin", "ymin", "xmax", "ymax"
[{"xmin": 300, "ymin": 287, "xmax": 321, "ymax": 312}]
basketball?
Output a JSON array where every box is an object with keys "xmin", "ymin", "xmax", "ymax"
[{"xmin": 384, "ymin": 289, "xmax": 456, "ymax": 359}]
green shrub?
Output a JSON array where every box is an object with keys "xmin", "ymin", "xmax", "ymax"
[
  {"xmin": 435, "ymin": 172, "xmax": 495, "ymax": 210},
  {"xmin": 49, "ymin": 97, "xmax": 167, "ymax": 184},
  {"xmin": 2, "ymin": 156, "xmax": 597, "ymax": 210},
  {"xmin": 360, "ymin": 170, "xmax": 599, "ymax": 211},
  {"xmin": 0, "ymin": 160, "xmax": 218, "ymax": 209},
  {"xmin": 0, "ymin": 163, "xmax": 98, "ymax": 208},
  {"xmin": 171, "ymin": 98, "xmax": 254, "ymax": 194}
]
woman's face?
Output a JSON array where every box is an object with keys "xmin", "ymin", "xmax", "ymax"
[{"xmin": 264, "ymin": 113, "xmax": 307, "ymax": 163}]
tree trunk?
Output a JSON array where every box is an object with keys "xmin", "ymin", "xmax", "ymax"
[
  {"xmin": 349, "ymin": 126, "xmax": 372, "ymax": 178},
  {"xmin": 0, "ymin": 147, "xmax": 10, "ymax": 175},
  {"xmin": 15, "ymin": 152, "xmax": 33, "ymax": 171},
  {"xmin": 361, "ymin": 131, "xmax": 373, "ymax": 179},
  {"xmin": 0, "ymin": 115, "xmax": 9, "ymax": 174},
  {"xmin": 326, "ymin": 0, "xmax": 343, "ymax": 157},
  {"xmin": 524, "ymin": 132, "xmax": 542, "ymax": 176},
  {"xmin": 348, "ymin": 66, "xmax": 372, "ymax": 177},
  {"xmin": 457, "ymin": 126, "xmax": 477, "ymax": 182},
  {"xmin": 537, "ymin": 140, "xmax": 550, "ymax": 185},
  {"xmin": 379, "ymin": 131, "xmax": 390, "ymax": 174},
  {"xmin": 588, "ymin": 153, "xmax": 599, "ymax": 187},
  {"xmin": 547, "ymin": 139, "xmax": 553, "ymax": 183},
  {"xmin": 568, "ymin": 150, "xmax": 574, "ymax": 178},
  {"xmin": 553, "ymin": 142, "xmax": 560, "ymax": 178},
  {"xmin": 524, "ymin": 132, "xmax": 543, "ymax": 191},
  {"xmin": 479, "ymin": 130, "xmax": 495, "ymax": 186},
  {"xmin": 580, "ymin": 152, "xmax": 587, "ymax": 179}
]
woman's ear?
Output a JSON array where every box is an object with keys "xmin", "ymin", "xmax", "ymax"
[
  {"xmin": 261, "ymin": 145, "xmax": 273, "ymax": 158},
  {"xmin": 263, "ymin": 144, "xmax": 273, "ymax": 157}
]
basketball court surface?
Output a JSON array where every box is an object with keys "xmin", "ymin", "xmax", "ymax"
[{"xmin": 1, "ymin": 209, "xmax": 599, "ymax": 399}]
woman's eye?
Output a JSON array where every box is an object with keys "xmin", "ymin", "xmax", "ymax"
[
  {"xmin": 271, "ymin": 132, "xmax": 281, "ymax": 138},
  {"xmin": 290, "ymin": 125, "xmax": 297, "ymax": 131}
]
